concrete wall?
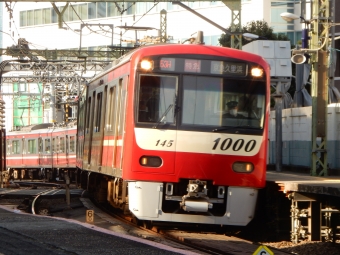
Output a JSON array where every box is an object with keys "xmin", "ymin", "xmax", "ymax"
[{"xmin": 269, "ymin": 104, "xmax": 340, "ymax": 170}]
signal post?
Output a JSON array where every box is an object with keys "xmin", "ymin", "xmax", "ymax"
[{"xmin": 310, "ymin": 0, "xmax": 330, "ymax": 176}]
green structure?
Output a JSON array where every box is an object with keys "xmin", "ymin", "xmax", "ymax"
[{"xmin": 13, "ymin": 82, "xmax": 43, "ymax": 127}]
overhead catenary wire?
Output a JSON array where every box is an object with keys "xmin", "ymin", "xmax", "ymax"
[{"xmin": 69, "ymin": 3, "xmax": 134, "ymax": 41}]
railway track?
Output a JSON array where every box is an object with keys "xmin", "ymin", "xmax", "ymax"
[
  {"xmin": 85, "ymin": 197, "xmax": 291, "ymax": 255},
  {"xmin": 0, "ymin": 186, "xmax": 286, "ymax": 254},
  {"xmin": 0, "ymin": 186, "xmax": 320, "ymax": 255}
]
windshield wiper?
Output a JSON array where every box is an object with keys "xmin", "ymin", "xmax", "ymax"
[
  {"xmin": 212, "ymin": 125, "xmax": 261, "ymax": 132},
  {"xmin": 153, "ymin": 104, "xmax": 173, "ymax": 129}
]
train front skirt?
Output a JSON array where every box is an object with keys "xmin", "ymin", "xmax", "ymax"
[{"xmin": 128, "ymin": 181, "xmax": 258, "ymax": 226}]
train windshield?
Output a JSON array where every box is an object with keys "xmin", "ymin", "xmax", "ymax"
[
  {"xmin": 181, "ymin": 75, "xmax": 266, "ymax": 130},
  {"xmin": 136, "ymin": 74, "xmax": 266, "ymax": 131},
  {"xmin": 137, "ymin": 74, "xmax": 177, "ymax": 123}
]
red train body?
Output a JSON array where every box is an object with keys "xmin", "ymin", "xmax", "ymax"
[
  {"xmin": 6, "ymin": 122, "xmax": 77, "ymax": 181},
  {"xmin": 77, "ymin": 43, "xmax": 270, "ymax": 226}
]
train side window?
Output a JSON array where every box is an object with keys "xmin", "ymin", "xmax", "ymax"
[
  {"xmin": 107, "ymin": 86, "xmax": 116, "ymax": 131},
  {"xmin": 22, "ymin": 139, "xmax": 26, "ymax": 154},
  {"xmin": 116, "ymin": 79, "xmax": 124, "ymax": 136},
  {"xmin": 11, "ymin": 140, "xmax": 20, "ymax": 154},
  {"xmin": 60, "ymin": 137, "xmax": 65, "ymax": 153},
  {"xmin": 6, "ymin": 140, "xmax": 10, "ymax": 155},
  {"xmin": 45, "ymin": 138, "xmax": 51, "ymax": 153},
  {"xmin": 38, "ymin": 138, "xmax": 43, "ymax": 153},
  {"xmin": 66, "ymin": 135, "xmax": 69, "ymax": 153},
  {"xmin": 28, "ymin": 139, "xmax": 36, "ymax": 154},
  {"xmin": 70, "ymin": 136, "xmax": 75, "ymax": 152},
  {"xmin": 86, "ymin": 97, "xmax": 92, "ymax": 134},
  {"xmin": 94, "ymin": 92, "xmax": 103, "ymax": 132},
  {"xmin": 56, "ymin": 137, "xmax": 60, "ymax": 152},
  {"xmin": 52, "ymin": 138, "xmax": 55, "ymax": 152}
]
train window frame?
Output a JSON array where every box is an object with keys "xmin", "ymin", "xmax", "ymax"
[
  {"xmin": 52, "ymin": 137, "xmax": 55, "ymax": 153},
  {"xmin": 11, "ymin": 139, "xmax": 21, "ymax": 155},
  {"xmin": 6, "ymin": 140, "xmax": 10, "ymax": 155},
  {"xmin": 60, "ymin": 136, "xmax": 65, "ymax": 153},
  {"xmin": 136, "ymin": 73, "xmax": 178, "ymax": 126},
  {"xmin": 178, "ymin": 74, "xmax": 266, "ymax": 135},
  {"xmin": 85, "ymin": 96, "xmax": 92, "ymax": 134},
  {"xmin": 94, "ymin": 91, "xmax": 103, "ymax": 133},
  {"xmin": 69, "ymin": 135, "xmax": 75, "ymax": 152},
  {"xmin": 38, "ymin": 137, "xmax": 43, "ymax": 153},
  {"xmin": 44, "ymin": 138, "xmax": 51, "ymax": 153},
  {"xmin": 28, "ymin": 139, "xmax": 37, "ymax": 154},
  {"xmin": 117, "ymin": 77, "xmax": 128, "ymax": 137},
  {"xmin": 106, "ymin": 85, "xmax": 117, "ymax": 132}
]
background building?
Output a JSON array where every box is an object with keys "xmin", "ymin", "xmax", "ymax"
[{"xmin": 0, "ymin": 1, "xmax": 312, "ymax": 131}]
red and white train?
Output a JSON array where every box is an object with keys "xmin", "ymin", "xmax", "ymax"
[
  {"xmin": 6, "ymin": 122, "xmax": 77, "ymax": 181},
  {"xmin": 77, "ymin": 43, "xmax": 270, "ymax": 226}
]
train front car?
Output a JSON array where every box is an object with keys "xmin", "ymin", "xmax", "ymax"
[
  {"xmin": 80, "ymin": 44, "xmax": 270, "ymax": 227},
  {"xmin": 126, "ymin": 45, "xmax": 270, "ymax": 226}
]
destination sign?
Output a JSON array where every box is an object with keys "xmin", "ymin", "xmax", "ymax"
[
  {"xmin": 160, "ymin": 58, "xmax": 175, "ymax": 71},
  {"xmin": 211, "ymin": 61, "xmax": 247, "ymax": 76},
  {"xmin": 154, "ymin": 57, "xmax": 248, "ymax": 77},
  {"xmin": 184, "ymin": 59, "xmax": 201, "ymax": 73}
]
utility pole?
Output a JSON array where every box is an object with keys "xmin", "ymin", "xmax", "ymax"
[
  {"xmin": 0, "ymin": 99, "xmax": 5, "ymax": 188},
  {"xmin": 310, "ymin": 0, "xmax": 330, "ymax": 176},
  {"xmin": 160, "ymin": 10, "xmax": 167, "ymax": 43}
]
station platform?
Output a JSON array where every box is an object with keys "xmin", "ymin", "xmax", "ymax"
[
  {"xmin": 266, "ymin": 170, "xmax": 340, "ymax": 196},
  {"xmin": 0, "ymin": 205, "xmax": 196, "ymax": 255}
]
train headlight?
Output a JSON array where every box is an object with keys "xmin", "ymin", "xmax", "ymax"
[
  {"xmin": 232, "ymin": 162, "xmax": 254, "ymax": 173},
  {"xmin": 140, "ymin": 60, "xmax": 154, "ymax": 70},
  {"xmin": 251, "ymin": 67, "xmax": 263, "ymax": 77},
  {"xmin": 140, "ymin": 156, "xmax": 162, "ymax": 167}
]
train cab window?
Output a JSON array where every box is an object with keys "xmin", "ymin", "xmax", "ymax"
[
  {"xmin": 28, "ymin": 139, "xmax": 37, "ymax": 154},
  {"xmin": 11, "ymin": 140, "xmax": 20, "ymax": 154},
  {"xmin": 70, "ymin": 136, "xmax": 75, "ymax": 152},
  {"xmin": 45, "ymin": 138, "xmax": 51, "ymax": 153},
  {"xmin": 137, "ymin": 75, "xmax": 177, "ymax": 124},
  {"xmin": 60, "ymin": 137, "xmax": 65, "ymax": 153}
]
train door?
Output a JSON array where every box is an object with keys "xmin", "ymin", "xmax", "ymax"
[
  {"xmin": 77, "ymin": 87, "xmax": 87, "ymax": 169},
  {"xmin": 91, "ymin": 86, "xmax": 107, "ymax": 172},
  {"xmin": 66, "ymin": 135, "xmax": 69, "ymax": 166},
  {"xmin": 52, "ymin": 136, "xmax": 56, "ymax": 167},
  {"xmin": 114, "ymin": 77, "xmax": 128, "ymax": 171},
  {"xmin": 14, "ymin": 139, "xmax": 22, "ymax": 166},
  {"xmin": 102, "ymin": 82, "xmax": 117, "ymax": 175},
  {"xmin": 58, "ymin": 134, "xmax": 66, "ymax": 166},
  {"xmin": 38, "ymin": 137, "xmax": 43, "ymax": 166},
  {"xmin": 135, "ymin": 74, "xmax": 177, "ymax": 174},
  {"xmin": 21, "ymin": 138, "xmax": 26, "ymax": 179},
  {"xmin": 42, "ymin": 137, "xmax": 51, "ymax": 167},
  {"xmin": 69, "ymin": 134, "xmax": 76, "ymax": 166},
  {"xmin": 84, "ymin": 92, "xmax": 95, "ymax": 169}
]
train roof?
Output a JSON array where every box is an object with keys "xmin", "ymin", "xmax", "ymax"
[
  {"xmin": 10, "ymin": 121, "xmax": 77, "ymax": 133},
  {"xmin": 21, "ymin": 123, "xmax": 53, "ymax": 132}
]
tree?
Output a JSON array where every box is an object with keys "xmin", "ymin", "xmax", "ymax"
[
  {"xmin": 219, "ymin": 20, "xmax": 290, "ymax": 48},
  {"xmin": 219, "ymin": 20, "xmax": 294, "ymax": 108}
]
